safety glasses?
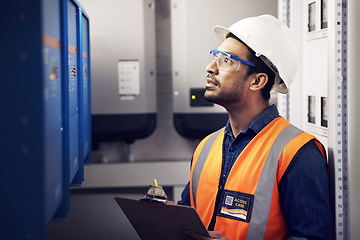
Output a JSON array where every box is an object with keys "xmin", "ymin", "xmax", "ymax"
[{"xmin": 209, "ymin": 49, "xmax": 255, "ymax": 71}]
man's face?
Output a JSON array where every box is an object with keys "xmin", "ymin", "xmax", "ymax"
[{"xmin": 204, "ymin": 37, "xmax": 252, "ymax": 107}]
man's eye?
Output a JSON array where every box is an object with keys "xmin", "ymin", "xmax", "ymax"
[{"xmin": 223, "ymin": 57, "xmax": 232, "ymax": 64}]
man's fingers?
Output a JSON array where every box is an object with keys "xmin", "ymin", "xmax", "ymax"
[{"xmin": 208, "ymin": 231, "xmax": 229, "ymax": 239}]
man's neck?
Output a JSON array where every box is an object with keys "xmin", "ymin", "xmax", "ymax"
[{"xmin": 226, "ymin": 102, "xmax": 269, "ymax": 137}]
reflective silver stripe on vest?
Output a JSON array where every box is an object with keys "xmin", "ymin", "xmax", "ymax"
[
  {"xmin": 246, "ymin": 124, "xmax": 303, "ymax": 240},
  {"xmin": 192, "ymin": 128, "xmax": 224, "ymax": 208},
  {"xmin": 191, "ymin": 124, "xmax": 303, "ymax": 238}
]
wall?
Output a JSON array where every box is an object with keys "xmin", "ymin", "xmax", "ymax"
[
  {"xmin": 131, "ymin": 0, "xmax": 201, "ymax": 161},
  {"xmin": 89, "ymin": 0, "xmax": 201, "ymax": 163}
]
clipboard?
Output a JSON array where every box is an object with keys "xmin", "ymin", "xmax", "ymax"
[{"xmin": 115, "ymin": 197, "xmax": 210, "ymax": 240}]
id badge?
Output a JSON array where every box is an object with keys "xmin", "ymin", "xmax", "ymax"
[{"xmin": 218, "ymin": 189, "xmax": 254, "ymax": 223}]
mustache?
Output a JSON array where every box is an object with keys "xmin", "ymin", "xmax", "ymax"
[{"xmin": 207, "ymin": 74, "xmax": 220, "ymax": 86}]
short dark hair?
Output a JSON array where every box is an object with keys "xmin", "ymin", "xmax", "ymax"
[{"xmin": 227, "ymin": 33, "xmax": 275, "ymax": 100}]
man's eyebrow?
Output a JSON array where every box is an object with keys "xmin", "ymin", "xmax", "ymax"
[
  {"xmin": 220, "ymin": 50, "xmax": 235, "ymax": 56},
  {"xmin": 221, "ymin": 50, "xmax": 231, "ymax": 54},
  {"xmin": 224, "ymin": 50, "xmax": 242, "ymax": 59}
]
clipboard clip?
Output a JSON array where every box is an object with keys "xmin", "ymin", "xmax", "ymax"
[{"xmin": 141, "ymin": 180, "xmax": 168, "ymax": 203}]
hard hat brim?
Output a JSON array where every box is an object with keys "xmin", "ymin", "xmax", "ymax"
[{"xmin": 213, "ymin": 25, "xmax": 231, "ymax": 42}]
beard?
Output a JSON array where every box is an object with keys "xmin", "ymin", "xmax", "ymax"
[{"xmin": 204, "ymin": 83, "xmax": 244, "ymax": 106}]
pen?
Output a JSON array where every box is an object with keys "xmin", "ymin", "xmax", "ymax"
[{"xmin": 153, "ymin": 179, "xmax": 158, "ymax": 186}]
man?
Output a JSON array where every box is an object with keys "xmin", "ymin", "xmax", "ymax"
[{"xmin": 178, "ymin": 15, "xmax": 331, "ymax": 240}]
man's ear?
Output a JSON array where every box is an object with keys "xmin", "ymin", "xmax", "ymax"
[{"xmin": 250, "ymin": 73, "xmax": 268, "ymax": 91}]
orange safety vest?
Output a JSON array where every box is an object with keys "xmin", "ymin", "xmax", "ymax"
[{"xmin": 190, "ymin": 117, "xmax": 325, "ymax": 240}]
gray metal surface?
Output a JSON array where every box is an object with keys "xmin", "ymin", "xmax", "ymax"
[
  {"xmin": 79, "ymin": 0, "xmax": 157, "ymax": 114},
  {"xmin": 347, "ymin": 0, "xmax": 360, "ymax": 238}
]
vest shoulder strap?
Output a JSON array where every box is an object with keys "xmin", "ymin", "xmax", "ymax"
[
  {"xmin": 192, "ymin": 127, "xmax": 224, "ymax": 208},
  {"xmin": 246, "ymin": 124, "xmax": 303, "ymax": 239}
]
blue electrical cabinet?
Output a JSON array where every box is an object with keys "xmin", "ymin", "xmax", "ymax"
[
  {"xmin": 82, "ymin": 11, "xmax": 92, "ymax": 166},
  {"xmin": 0, "ymin": 0, "xmax": 63, "ymax": 239},
  {"xmin": 66, "ymin": 0, "xmax": 80, "ymax": 184},
  {"xmin": 0, "ymin": 0, "xmax": 90, "ymax": 238},
  {"xmin": 55, "ymin": 0, "xmax": 84, "ymax": 219},
  {"xmin": 70, "ymin": 2, "xmax": 91, "ymax": 184}
]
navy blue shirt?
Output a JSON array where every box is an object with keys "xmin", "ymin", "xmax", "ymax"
[{"xmin": 178, "ymin": 105, "xmax": 331, "ymax": 240}]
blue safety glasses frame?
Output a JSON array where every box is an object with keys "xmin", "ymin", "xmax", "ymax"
[{"xmin": 210, "ymin": 49, "xmax": 256, "ymax": 71}]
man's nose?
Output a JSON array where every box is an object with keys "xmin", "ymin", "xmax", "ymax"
[{"xmin": 206, "ymin": 60, "xmax": 218, "ymax": 75}]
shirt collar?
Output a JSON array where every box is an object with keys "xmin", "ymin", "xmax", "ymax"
[{"xmin": 224, "ymin": 104, "xmax": 280, "ymax": 138}]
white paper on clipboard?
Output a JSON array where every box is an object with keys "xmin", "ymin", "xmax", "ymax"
[{"xmin": 118, "ymin": 60, "xmax": 140, "ymax": 97}]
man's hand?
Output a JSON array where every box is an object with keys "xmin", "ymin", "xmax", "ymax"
[
  {"xmin": 165, "ymin": 200, "xmax": 175, "ymax": 205},
  {"xmin": 184, "ymin": 231, "xmax": 229, "ymax": 240}
]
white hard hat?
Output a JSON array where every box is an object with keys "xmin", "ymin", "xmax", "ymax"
[{"xmin": 213, "ymin": 14, "xmax": 299, "ymax": 94}]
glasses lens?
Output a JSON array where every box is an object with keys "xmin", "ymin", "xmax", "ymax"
[{"xmin": 210, "ymin": 50, "xmax": 240, "ymax": 71}]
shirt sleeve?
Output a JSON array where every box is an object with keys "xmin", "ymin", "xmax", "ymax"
[
  {"xmin": 177, "ymin": 181, "xmax": 191, "ymax": 206},
  {"xmin": 177, "ymin": 157, "xmax": 193, "ymax": 206},
  {"xmin": 279, "ymin": 140, "xmax": 332, "ymax": 240}
]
